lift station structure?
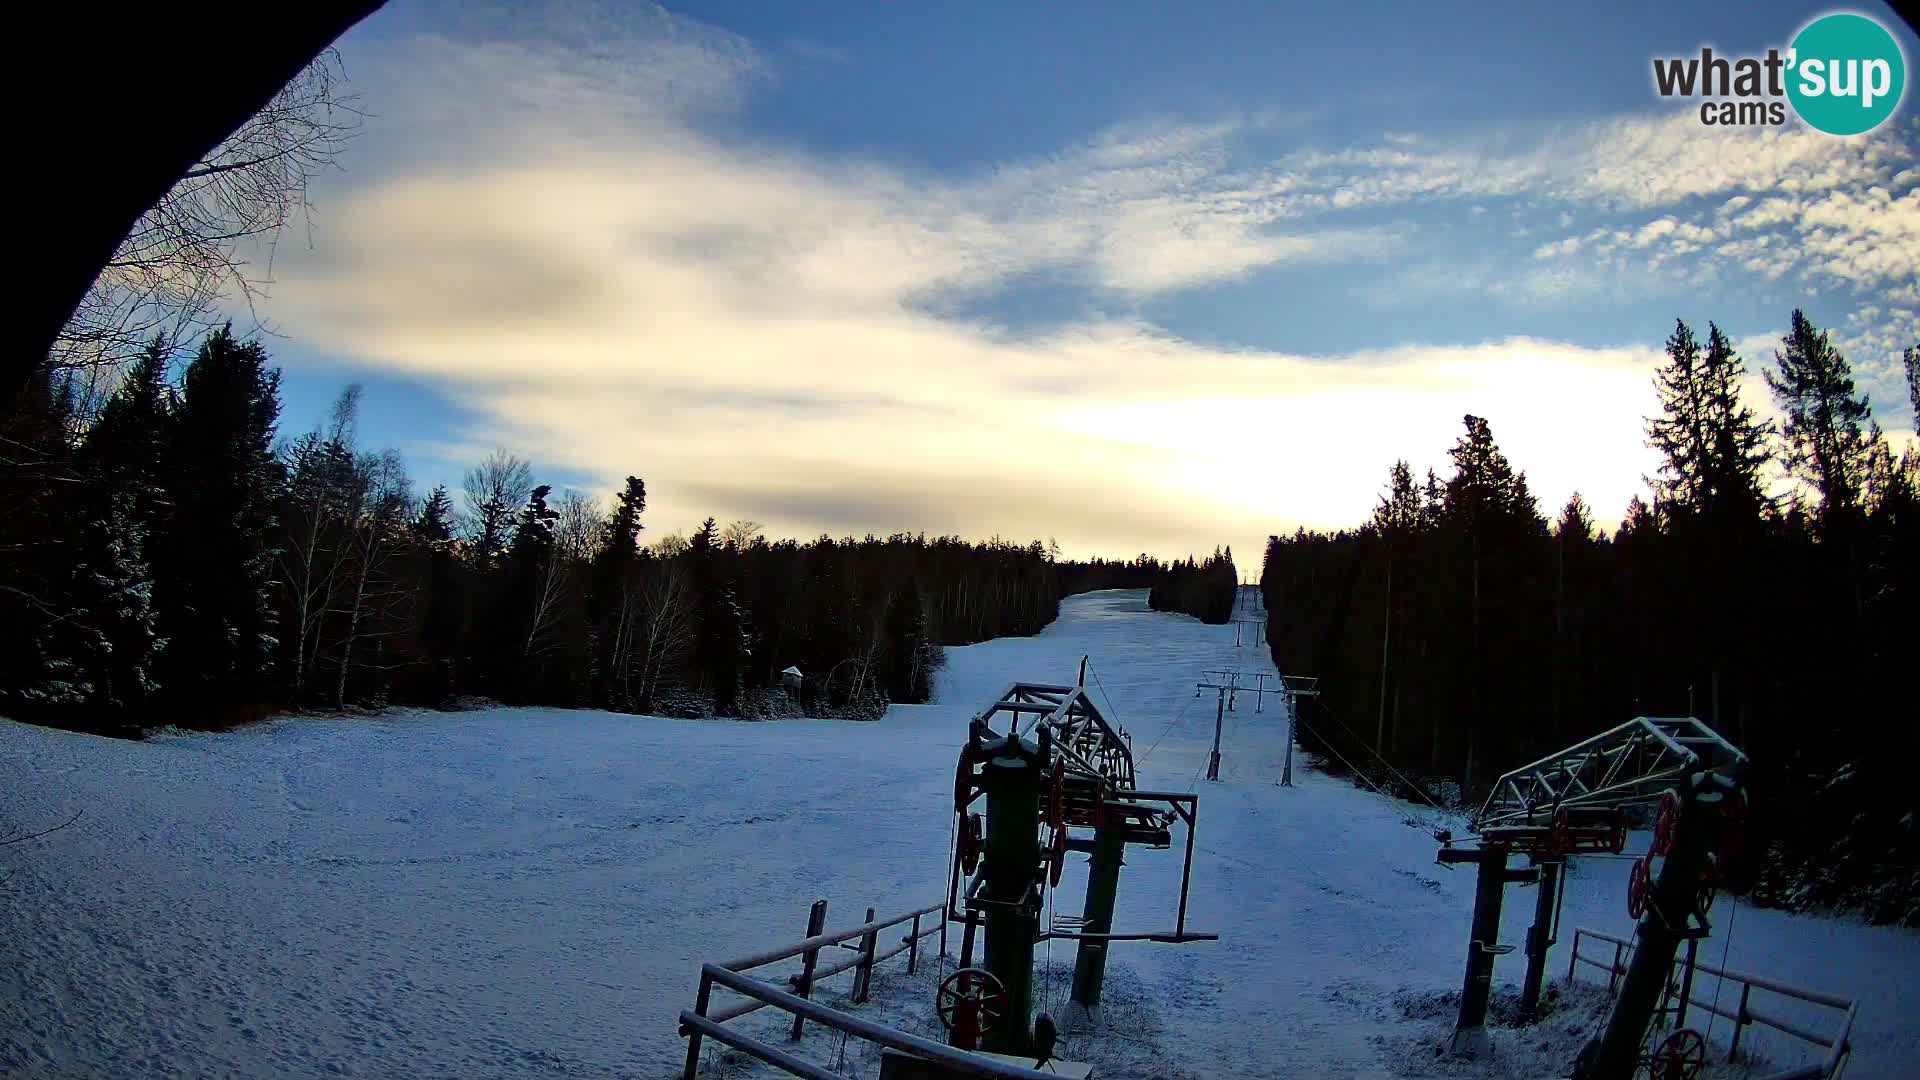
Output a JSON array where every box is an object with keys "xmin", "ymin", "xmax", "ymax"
[
  {"xmin": 940, "ymin": 670, "xmax": 1216, "ymax": 1058},
  {"xmin": 1430, "ymin": 715, "xmax": 1750, "ymax": 1080}
]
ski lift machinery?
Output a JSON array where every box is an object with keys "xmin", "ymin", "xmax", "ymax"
[
  {"xmin": 1430, "ymin": 715, "xmax": 1748, "ymax": 1080},
  {"xmin": 940, "ymin": 663, "xmax": 1217, "ymax": 1060}
]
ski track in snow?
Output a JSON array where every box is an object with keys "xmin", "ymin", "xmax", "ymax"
[{"xmin": 1, "ymin": 590, "xmax": 1915, "ymax": 1079}]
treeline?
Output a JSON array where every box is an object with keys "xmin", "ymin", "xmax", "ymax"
[
  {"xmin": 0, "ymin": 329, "xmax": 1085, "ymax": 734},
  {"xmin": 1056, "ymin": 554, "xmax": 1168, "ymax": 595},
  {"xmin": 1263, "ymin": 311, "xmax": 1919, "ymax": 924},
  {"xmin": 1148, "ymin": 548, "xmax": 1239, "ymax": 623}
]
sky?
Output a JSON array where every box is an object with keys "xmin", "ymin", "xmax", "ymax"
[{"xmin": 249, "ymin": 0, "xmax": 1920, "ymax": 565}]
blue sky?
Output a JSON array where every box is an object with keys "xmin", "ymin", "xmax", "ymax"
[{"xmin": 257, "ymin": 0, "xmax": 1919, "ymax": 563}]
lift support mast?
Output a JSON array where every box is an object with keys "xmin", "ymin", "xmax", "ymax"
[
  {"xmin": 947, "ymin": 673, "xmax": 1215, "ymax": 1055},
  {"xmin": 1431, "ymin": 716, "xmax": 1747, "ymax": 1069}
]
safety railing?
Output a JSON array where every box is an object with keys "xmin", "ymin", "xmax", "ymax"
[
  {"xmin": 1567, "ymin": 927, "xmax": 1857, "ymax": 1080},
  {"xmin": 678, "ymin": 898, "xmax": 1060, "ymax": 1080}
]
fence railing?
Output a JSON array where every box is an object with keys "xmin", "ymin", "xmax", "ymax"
[
  {"xmin": 1566, "ymin": 926, "xmax": 1857, "ymax": 1080},
  {"xmin": 678, "ymin": 898, "xmax": 1058, "ymax": 1080}
]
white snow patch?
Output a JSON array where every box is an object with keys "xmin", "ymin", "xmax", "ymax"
[{"xmin": 2, "ymin": 590, "xmax": 1916, "ymax": 1078}]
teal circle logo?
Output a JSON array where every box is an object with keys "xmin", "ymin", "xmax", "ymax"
[{"xmin": 1787, "ymin": 13, "xmax": 1905, "ymax": 135}]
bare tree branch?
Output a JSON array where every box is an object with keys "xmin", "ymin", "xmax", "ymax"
[
  {"xmin": 49, "ymin": 51, "xmax": 363, "ymax": 374},
  {"xmin": 0, "ymin": 809, "xmax": 83, "ymax": 847}
]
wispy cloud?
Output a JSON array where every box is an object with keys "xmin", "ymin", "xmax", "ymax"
[{"xmin": 259, "ymin": 3, "xmax": 1913, "ymax": 558}]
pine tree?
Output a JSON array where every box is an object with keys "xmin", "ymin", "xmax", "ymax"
[
  {"xmin": 1904, "ymin": 344, "xmax": 1919, "ymax": 422},
  {"xmin": 156, "ymin": 325, "xmax": 284, "ymax": 718},
  {"xmin": 87, "ymin": 340, "xmax": 173, "ymax": 534},
  {"xmin": 1647, "ymin": 319, "xmax": 1709, "ymax": 510},
  {"xmin": 689, "ymin": 517, "xmax": 751, "ymax": 713},
  {"xmin": 589, "ymin": 476, "xmax": 648, "ymax": 708},
  {"xmin": 1, "ymin": 368, "xmax": 87, "ymax": 715},
  {"xmin": 411, "ymin": 483, "xmax": 461, "ymax": 701},
  {"xmin": 70, "ymin": 341, "xmax": 173, "ymax": 720},
  {"xmin": 1696, "ymin": 323, "xmax": 1773, "ymax": 520},
  {"xmin": 883, "ymin": 577, "xmax": 939, "ymax": 703},
  {"xmin": 1767, "ymin": 310, "xmax": 1875, "ymax": 525},
  {"xmin": 599, "ymin": 477, "xmax": 647, "ymax": 561},
  {"xmin": 413, "ymin": 485, "xmax": 455, "ymax": 550}
]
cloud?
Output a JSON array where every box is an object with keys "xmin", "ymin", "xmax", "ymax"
[
  {"xmin": 257, "ymin": 2, "xmax": 1911, "ymax": 560},
  {"xmin": 270, "ymin": 139, "xmax": 1665, "ymax": 557}
]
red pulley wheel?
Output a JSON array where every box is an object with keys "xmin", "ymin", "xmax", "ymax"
[
  {"xmin": 936, "ymin": 967, "xmax": 1008, "ymax": 1048},
  {"xmin": 1649, "ymin": 1028, "xmax": 1706, "ymax": 1080},
  {"xmin": 1628, "ymin": 855, "xmax": 1652, "ymax": 920},
  {"xmin": 1048, "ymin": 823, "xmax": 1067, "ymax": 887},
  {"xmin": 1652, "ymin": 791, "xmax": 1680, "ymax": 857}
]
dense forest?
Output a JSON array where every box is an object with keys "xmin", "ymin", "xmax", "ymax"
[
  {"xmin": 1262, "ymin": 311, "xmax": 1920, "ymax": 924},
  {"xmin": 0, "ymin": 329, "xmax": 1224, "ymax": 736},
  {"xmin": 1148, "ymin": 548, "xmax": 1240, "ymax": 624}
]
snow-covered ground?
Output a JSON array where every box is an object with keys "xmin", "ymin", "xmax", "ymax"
[{"xmin": 2, "ymin": 590, "xmax": 1915, "ymax": 1079}]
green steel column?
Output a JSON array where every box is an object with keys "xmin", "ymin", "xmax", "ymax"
[
  {"xmin": 1580, "ymin": 780, "xmax": 1728, "ymax": 1080},
  {"xmin": 980, "ymin": 743, "xmax": 1043, "ymax": 1056},
  {"xmin": 1520, "ymin": 858, "xmax": 1563, "ymax": 1021},
  {"xmin": 1445, "ymin": 844, "xmax": 1534, "ymax": 1056},
  {"xmin": 1069, "ymin": 822, "xmax": 1127, "ymax": 1014}
]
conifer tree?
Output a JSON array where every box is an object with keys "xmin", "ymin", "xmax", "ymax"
[
  {"xmin": 689, "ymin": 517, "xmax": 751, "ymax": 713},
  {"xmin": 411, "ymin": 483, "xmax": 461, "ymax": 701},
  {"xmin": 157, "ymin": 325, "xmax": 284, "ymax": 716},
  {"xmin": 1906, "ymin": 344, "xmax": 1919, "ymax": 421},
  {"xmin": 883, "ymin": 577, "xmax": 938, "ymax": 702},
  {"xmin": 1647, "ymin": 319, "xmax": 1709, "ymax": 510},
  {"xmin": 1767, "ymin": 310, "xmax": 1875, "ymax": 524},
  {"xmin": 413, "ymin": 485, "xmax": 455, "ymax": 550},
  {"xmin": 589, "ymin": 476, "xmax": 648, "ymax": 707}
]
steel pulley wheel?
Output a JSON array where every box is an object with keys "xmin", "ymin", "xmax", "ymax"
[
  {"xmin": 1652, "ymin": 791, "xmax": 1680, "ymax": 857},
  {"xmin": 958, "ymin": 812, "xmax": 983, "ymax": 875},
  {"xmin": 1649, "ymin": 1028, "xmax": 1706, "ymax": 1080},
  {"xmin": 936, "ymin": 967, "xmax": 1008, "ymax": 1037},
  {"xmin": 1628, "ymin": 855, "xmax": 1653, "ymax": 920}
]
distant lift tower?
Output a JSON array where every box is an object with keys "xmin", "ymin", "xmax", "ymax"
[
  {"xmin": 946, "ymin": 673, "xmax": 1216, "ymax": 1054},
  {"xmin": 1191, "ymin": 670, "xmax": 1315, "ymax": 784}
]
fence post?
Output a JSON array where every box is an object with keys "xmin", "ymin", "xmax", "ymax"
[
  {"xmin": 853, "ymin": 906, "xmax": 879, "ymax": 1004},
  {"xmin": 1729, "ymin": 983, "xmax": 1752, "ymax": 1061},
  {"xmin": 682, "ymin": 969, "xmax": 713, "ymax": 1080},
  {"xmin": 789, "ymin": 900, "xmax": 829, "ymax": 1040},
  {"xmin": 908, "ymin": 912, "xmax": 923, "ymax": 975},
  {"xmin": 1567, "ymin": 930, "xmax": 1580, "ymax": 987}
]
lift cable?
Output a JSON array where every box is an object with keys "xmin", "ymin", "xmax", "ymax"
[
  {"xmin": 1134, "ymin": 692, "xmax": 1198, "ymax": 771},
  {"xmin": 940, "ymin": 801, "xmax": 958, "ymax": 981},
  {"xmin": 1704, "ymin": 895, "xmax": 1737, "ymax": 1048},
  {"xmin": 1291, "ymin": 714, "xmax": 1394, "ymax": 801},
  {"xmin": 1307, "ymin": 695, "xmax": 1451, "ymax": 814}
]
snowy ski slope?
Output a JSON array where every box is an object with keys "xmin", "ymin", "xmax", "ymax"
[{"xmin": 1, "ymin": 590, "xmax": 1914, "ymax": 1078}]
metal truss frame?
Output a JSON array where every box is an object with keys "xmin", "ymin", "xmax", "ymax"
[{"xmin": 1472, "ymin": 716, "xmax": 1747, "ymax": 832}]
